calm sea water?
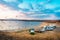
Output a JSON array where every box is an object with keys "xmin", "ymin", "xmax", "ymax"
[
  {"xmin": 0, "ymin": 21, "xmax": 42, "ymax": 31},
  {"xmin": 17, "ymin": 21, "xmax": 41, "ymax": 28}
]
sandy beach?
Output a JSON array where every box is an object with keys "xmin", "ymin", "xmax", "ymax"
[{"xmin": 0, "ymin": 22, "xmax": 60, "ymax": 40}]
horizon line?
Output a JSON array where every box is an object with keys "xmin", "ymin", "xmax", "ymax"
[{"xmin": 0, "ymin": 19, "xmax": 60, "ymax": 22}]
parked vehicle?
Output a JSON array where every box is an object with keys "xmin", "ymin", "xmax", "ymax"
[
  {"xmin": 45, "ymin": 24, "xmax": 56, "ymax": 31},
  {"xmin": 29, "ymin": 24, "xmax": 56, "ymax": 34},
  {"xmin": 39, "ymin": 26, "xmax": 46, "ymax": 33},
  {"xmin": 29, "ymin": 28, "xmax": 35, "ymax": 35},
  {"xmin": 36, "ymin": 24, "xmax": 56, "ymax": 33}
]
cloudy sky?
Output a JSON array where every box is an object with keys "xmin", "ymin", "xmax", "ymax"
[{"xmin": 0, "ymin": 0, "xmax": 60, "ymax": 20}]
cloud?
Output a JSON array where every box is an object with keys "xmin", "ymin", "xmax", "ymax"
[
  {"xmin": 54, "ymin": 10, "xmax": 60, "ymax": 12},
  {"xmin": 44, "ymin": 4, "xmax": 55, "ymax": 9},
  {"xmin": 29, "ymin": 14, "xmax": 48, "ymax": 17},
  {"xmin": 3, "ymin": 0, "xmax": 17, "ymax": 2},
  {"xmin": 25, "ymin": 11, "xmax": 58, "ymax": 20},
  {"xmin": 0, "ymin": 4, "xmax": 59, "ymax": 20},
  {"xmin": 0, "ymin": 4, "xmax": 27, "ymax": 19},
  {"xmin": 39, "ymin": 14, "xmax": 58, "ymax": 20},
  {"xmin": 18, "ymin": 2, "xmax": 30, "ymax": 9},
  {"xmin": 0, "ymin": 4, "xmax": 40, "ymax": 20}
]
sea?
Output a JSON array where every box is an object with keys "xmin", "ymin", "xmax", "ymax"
[{"xmin": 0, "ymin": 20, "xmax": 42, "ymax": 31}]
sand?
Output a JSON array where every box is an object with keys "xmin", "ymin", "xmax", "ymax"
[{"xmin": 0, "ymin": 22, "xmax": 60, "ymax": 40}]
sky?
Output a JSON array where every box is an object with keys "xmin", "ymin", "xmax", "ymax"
[{"xmin": 0, "ymin": 0, "xmax": 60, "ymax": 20}]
